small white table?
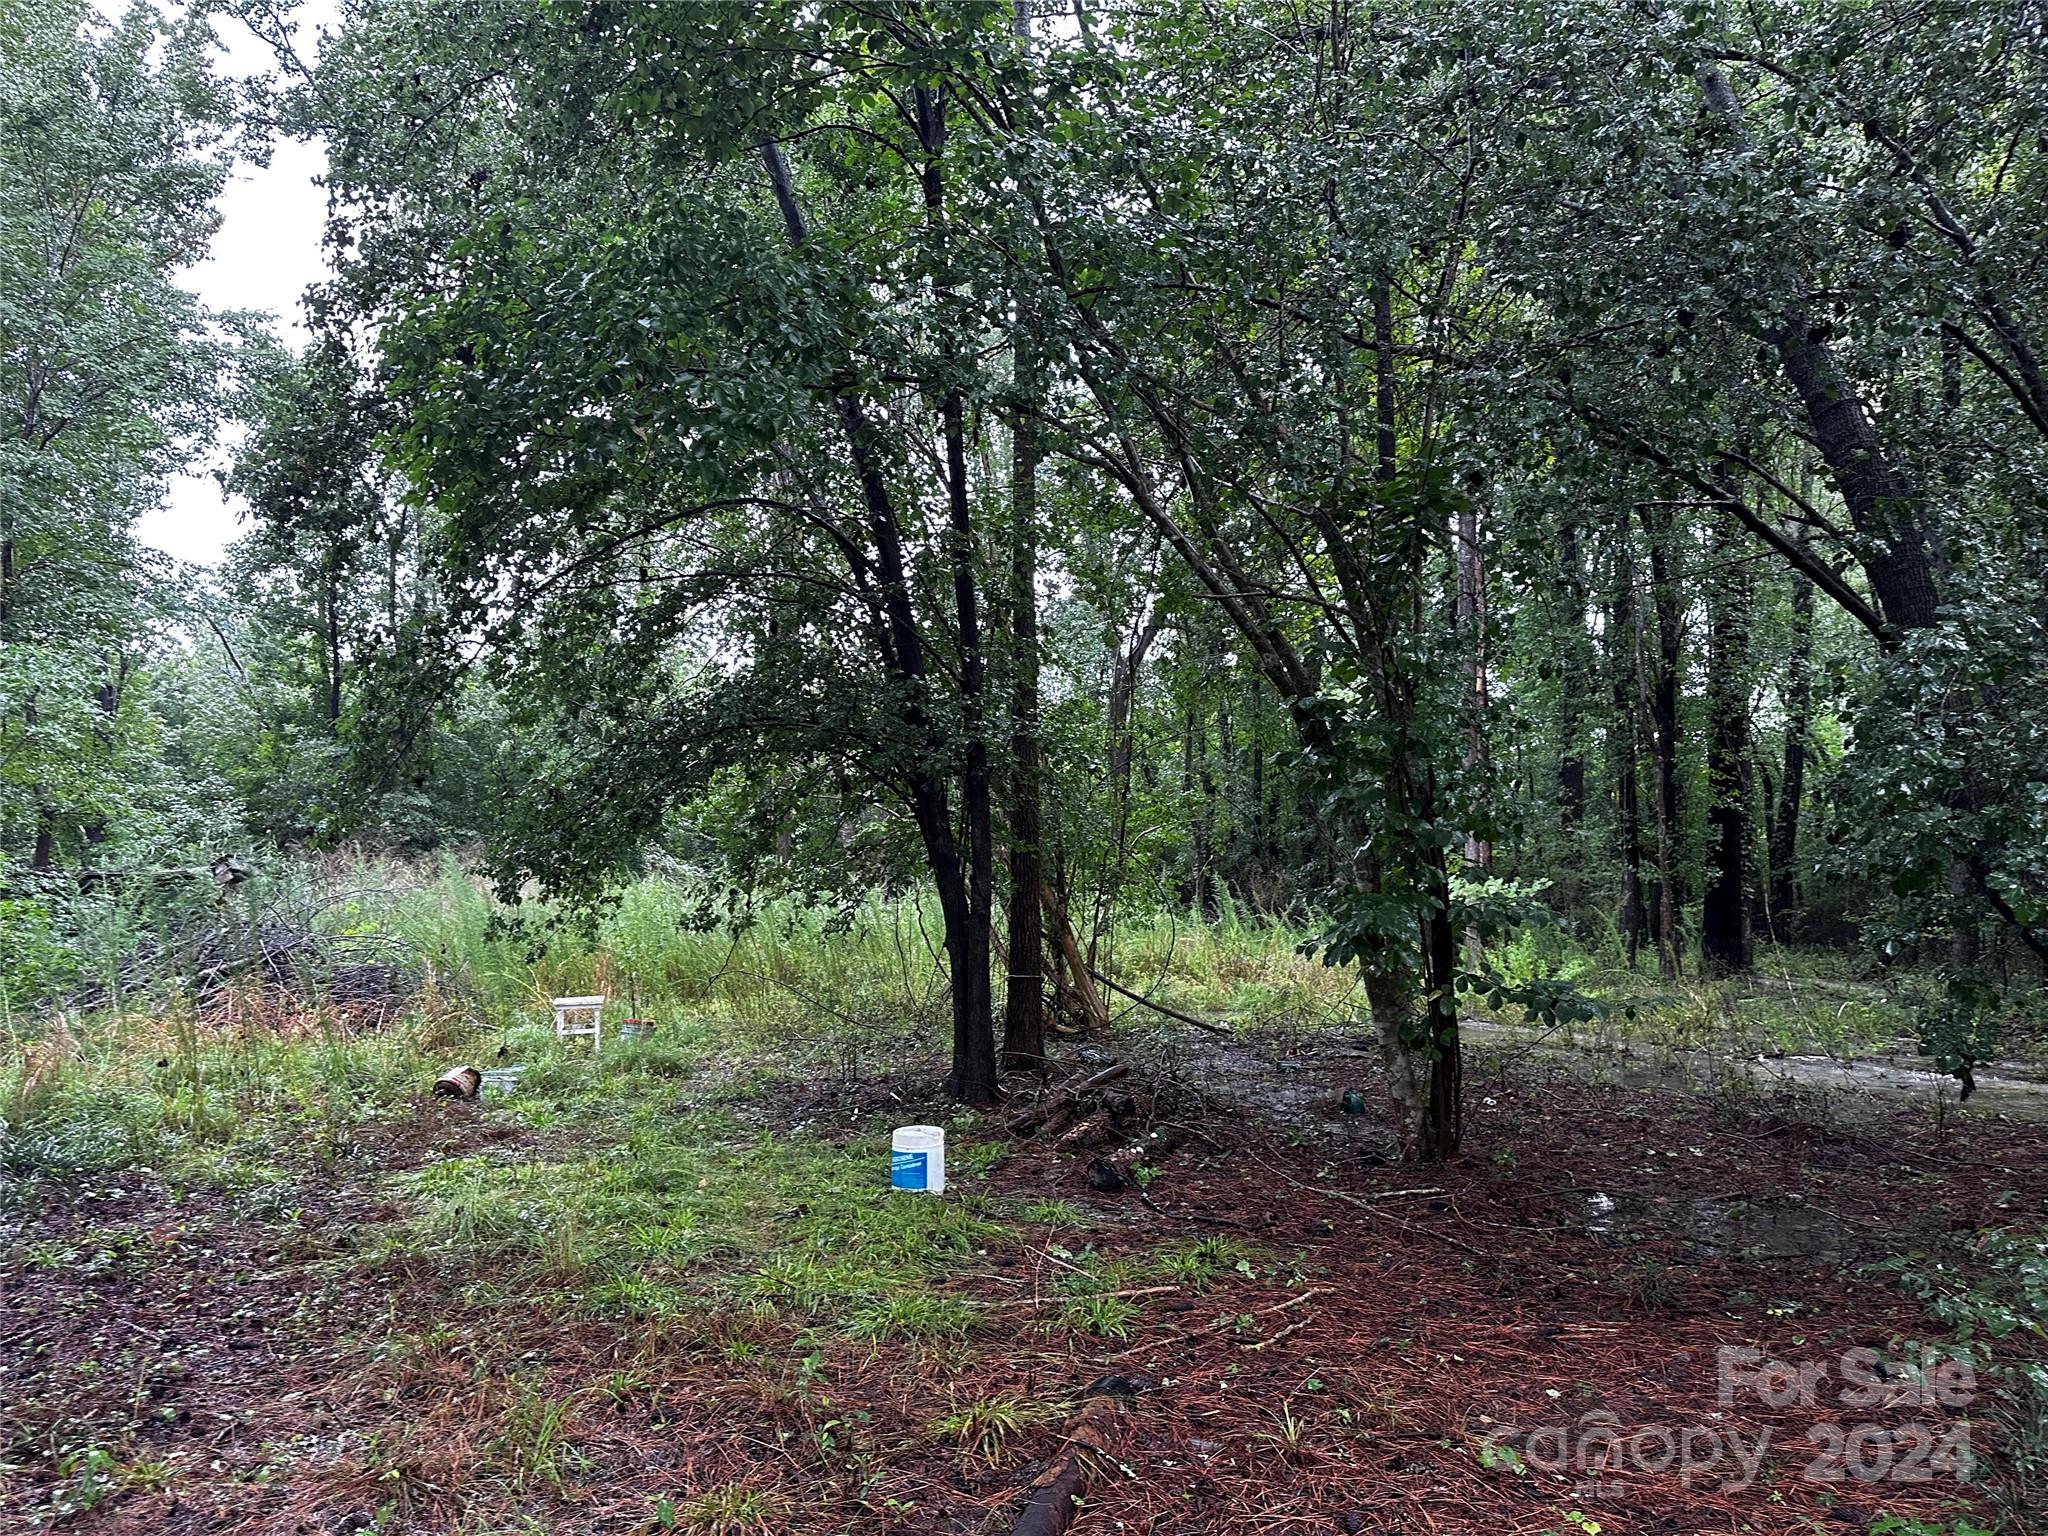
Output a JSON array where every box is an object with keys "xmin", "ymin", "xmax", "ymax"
[{"xmin": 552, "ymin": 994, "xmax": 605, "ymax": 1047}]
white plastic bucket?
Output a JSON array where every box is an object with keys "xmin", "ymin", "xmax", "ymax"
[{"xmin": 890, "ymin": 1125, "xmax": 946, "ymax": 1194}]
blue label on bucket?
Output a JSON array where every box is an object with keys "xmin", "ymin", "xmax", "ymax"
[{"xmin": 891, "ymin": 1150, "xmax": 928, "ymax": 1190}]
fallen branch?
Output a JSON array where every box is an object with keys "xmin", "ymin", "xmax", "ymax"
[
  {"xmin": 1088, "ymin": 969, "xmax": 1233, "ymax": 1036},
  {"xmin": 1009, "ymin": 1396, "xmax": 1121, "ymax": 1536},
  {"xmin": 1240, "ymin": 1315, "xmax": 1310, "ymax": 1352},
  {"xmin": 1108, "ymin": 1285, "xmax": 1333, "ymax": 1363},
  {"xmin": 1006, "ymin": 1061, "xmax": 1131, "ymax": 1136},
  {"xmin": 1137, "ymin": 1189, "xmax": 1252, "ymax": 1228},
  {"xmin": 1252, "ymin": 1153, "xmax": 1494, "ymax": 1261}
]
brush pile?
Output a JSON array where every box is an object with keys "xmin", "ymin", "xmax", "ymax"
[
  {"xmin": 54, "ymin": 859, "xmax": 428, "ymax": 1024},
  {"xmin": 1006, "ymin": 1060, "xmax": 1189, "ymax": 1191}
]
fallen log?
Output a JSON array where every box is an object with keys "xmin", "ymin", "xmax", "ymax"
[
  {"xmin": 433, "ymin": 1065, "xmax": 481, "ymax": 1100},
  {"xmin": 1043, "ymin": 887, "xmax": 1109, "ymax": 1033},
  {"xmin": 1009, "ymin": 1396, "xmax": 1121, "ymax": 1536},
  {"xmin": 1006, "ymin": 1061, "xmax": 1130, "ymax": 1136}
]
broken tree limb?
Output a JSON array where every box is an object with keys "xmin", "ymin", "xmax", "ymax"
[
  {"xmin": 1008, "ymin": 1395, "xmax": 1121, "ymax": 1536},
  {"xmin": 1006, "ymin": 1061, "xmax": 1130, "ymax": 1136},
  {"xmin": 1043, "ymin": 887, "xmax": 1109, "ymax": 1032},
  {"xmin": 1087, "ymin": 968, "xmax": 1232, "ymax": 1036}
]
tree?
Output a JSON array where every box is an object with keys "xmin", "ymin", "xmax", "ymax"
[
  {"xmin": 309, "ymin": 0, "xmax": 1045, "ymax": 1100},
  {"xmin": 0, "ymin": 0, "xmax": 235, "ymax": 870}
]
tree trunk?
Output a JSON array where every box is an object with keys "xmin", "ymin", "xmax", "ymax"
[
  {"xmin": 759, "ymin": 132, "xmax": 997, "ymax": 1102},
  {"xmin": 1701, "ymin": 517, "xmax": 1753, "ymax": 976},
  {"xmin": 1695, "ymin": 66, "xmax": 1942, "ymax": 637},
  {"xmin": 1555, "ymin": 523, "xmax": 1590, "ymax": 834},
  {"xmin": 1182, "ymin": 695, "xmax": 1217, "ymax": 918},
  {"xmin": 1638, "ymin": 501, "xmax": 1684, "ymax": 979},
  {"xmin": 920, "ymin": 83, "xmax": 999, "ymax": 1103},
  {"xmin": 322, "ymin": 566, "xmax": 343, "ymax": 726},
  {"xmin": 1003, "ymin": 295, "xmax": 1046, "ymax": 1071},
  {"xmin": 81, "ymin": 655, "xmax": 129, "ymax": 848},
  {"xmin": 1455, "ymin": 493, "xmax": 1489, "ymax": 871},
  {"xmin": 1768, "ymin": 561, "xmax": 1814, "ymax": 936},
  {"xmin": 924, "ymin": 792, "xmax": 998, "ymax": 1103},
  {"xmin": 1102, "ymin": 605, "xmax": 1166, "ymax": 948},
  {"xmin": 1606, "ymin": 516, "xmax": 1647, "ymax": 967},
  {"xmin": 1769, "ymin": 327, "xmax": 1941, "ymax": 633},
  {"xmin": 1379, "ymin": 274, "xmax": 1458, "ymax": 1161}
]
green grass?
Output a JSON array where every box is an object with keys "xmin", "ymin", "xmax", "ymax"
[
  {"xmin": 932, "ymin": 1393, "xmax": 1063, "ymax": 1467},
  {"xmin": 663, "ymin": 1485, "xmax": 790, "ymax": 1535},
  {"xmin": 1151, "ymin": 1235, "xmax": 1250, "ymax": 1289},
  {"xmin": 1469, "ymin": 924, "xmax": 1977, "ymax": 1063},
  {"xmin": 370, "ymin": 1040, "xmax": 1006, "ymax": 1343},
  {"xmin": 488, "ymin": 1379, "xmax": 583, "ymax": 1491}
]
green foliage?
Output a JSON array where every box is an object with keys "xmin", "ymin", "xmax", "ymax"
[
  {"xmin": 0, "ymin": 0, "xmax": 244, "ymax": 871},
  {"xmin": 1880, "ymin": 1230, "xmax": 2048, "ymax": 1527},
  {"xmin": 5, "ymin": 0, "xmax": 2047, "ymax": 1134},
  {"xmin": 933, "ymin": 1394, "xmax": 1059, "ymax": 1468}
]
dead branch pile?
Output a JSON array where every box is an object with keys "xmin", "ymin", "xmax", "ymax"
[
  {"xmin": 60, "ymin": 864, "xmax": 429, "ymax": 1025},
  {"xmin": 1006, "ymin": 1060, "xmax": 1191, "ymax": 1191}
]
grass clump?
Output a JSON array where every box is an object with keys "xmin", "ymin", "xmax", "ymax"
[
  {"xmin": 933, "ymin": 1394, "xmax": 1062, "ymax": 1467},
  {"xmin": 655, "ymin": 1485, "xmax": 790, "ymax": 1535},
  {"xmin": 1020, "ymin": 1198, "xmax": 1086, "ymax": 1227},
  {"xmin": 487, "ymin": 1379, "xmax": 583, "ymax": 1491},
  {"xmin": 1152, "ymin": 1235, "xmax": 1249, "ymax": 1289},
  {"xmin": 1059, "ymin": 1293, "xmax": 1140, "ymax": 1338}
]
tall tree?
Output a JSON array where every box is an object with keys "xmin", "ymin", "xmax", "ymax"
[
  {"xmin": 1701, "ymin": 512, "xmax": 1755, "ymax": 975},
  {"xmin": 1767, "ymin": 556, "xmax": 1815, "ymax": 939},
  {"xmin": 310, "ymin": 1, "xmax": 1026, "ymax": 1100},
  {"xmin": 0, "ymin": 0, "xmax": 233, "ymax": 869},
  {"xmin": 1000, "ymin": 0, "xmax": 1046, "ymax": 1072}
]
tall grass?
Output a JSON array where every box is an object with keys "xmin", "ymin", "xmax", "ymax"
[
  {"xmin": 351, "ymin": 858, "xmax": 955, "ymax": 1056},
  {"xmin": 12, "ymin": 850, "xmax": 2027, "ymax": 1190}
]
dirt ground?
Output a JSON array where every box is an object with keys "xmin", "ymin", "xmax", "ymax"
[{"xmin": 5, "ymin": 1024, "xmax": 2042, "ymax": 1535}]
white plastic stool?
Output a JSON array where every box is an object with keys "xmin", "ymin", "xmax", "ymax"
[{"xmin": 552, "ymin": 994, "xmax": 605, "ymax": 1047}]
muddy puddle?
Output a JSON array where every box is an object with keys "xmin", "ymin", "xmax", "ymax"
[
  {"xmin": 1581, "ymin": 1190, "xmax": 1862, "ymax": 1264},
  {"xmin": 1460, "ymin": 1017, "xmax": 2048, "ymax": 1124}
]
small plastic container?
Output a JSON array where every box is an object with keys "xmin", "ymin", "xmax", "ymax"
[
  {"xmin": 890, "ymin": 1125, "xmax": 946, "ymax": 1194},
  {"xmin": 617, "ymin": 1020, "xmax": 656, "ymax": 1043},
  {"xmin": 480, "ymin": 1065, "xmax": 525, "ymax": 1097}
]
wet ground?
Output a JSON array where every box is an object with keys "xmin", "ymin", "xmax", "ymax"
[
  {"xmin": 8, "ymin": 1018, "xmax": 2044, "ymax": 1535},
  {"xmin": 1101, "ymin": 1017, "xmax": 2048, "ymax": 1270},
  {"xmin": 1003, "ymin": 1023, "xmax": 2048, "ymax": 1534},
  {"xmin": 1461, "ymin": 1015, "xmax": 2048, "ymax": 1122}
]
